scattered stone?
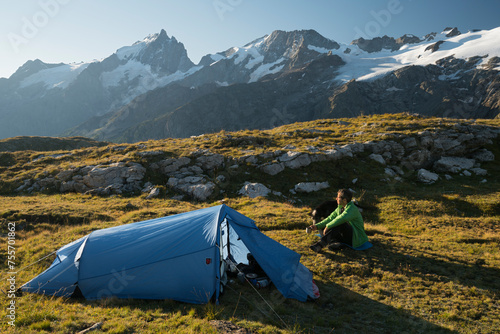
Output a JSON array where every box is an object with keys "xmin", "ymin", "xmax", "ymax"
[
  {"xmin": 145, "ymin": 187, "xmax": 160, "ymax": 199},
  {"xmin": 369, "ymin": 153, "xmax": 386, "ymax": 165},
  {"xmin": 142, "ymin": 182, "xmax": 154, "ymax": 193},
  {"xmin": 384, "ymin": 168, "xmax": 398, "ymax": 177}
]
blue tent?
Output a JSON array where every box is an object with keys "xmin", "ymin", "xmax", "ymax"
[{"xmin": 22, "ymin": 205, "xmax": 316, "ymax": 304}]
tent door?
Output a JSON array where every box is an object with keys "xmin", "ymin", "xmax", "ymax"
[{"xmin": 219, "ymin": 219, "xmax": 229, "ymax": 287}]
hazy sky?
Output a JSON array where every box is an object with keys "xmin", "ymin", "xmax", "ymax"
[{"xmin": 1, "ymin": 0, "xmax": 499, "ymax": 78}]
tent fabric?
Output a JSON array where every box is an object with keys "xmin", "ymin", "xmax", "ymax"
[
  {"xmin": 21, "ymin": 205, "xmax": 315, "ymax": 303},
  {"xmin": 21, "ymin": 236, "xmax": 87, "ymax": 297}
]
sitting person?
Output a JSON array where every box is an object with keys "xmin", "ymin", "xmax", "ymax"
[{"xmin": 309, "ymin": 188, "xmax": 369, "ymax": 252}]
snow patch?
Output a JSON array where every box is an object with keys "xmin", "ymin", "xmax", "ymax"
[
  {"xmin": 307, "ymin": 45, "xmax": 332, "ymax": 53},
  {"xmin": 386, "ymin": 86, "xmax": 403, "ymax": 92},
  {"xmin": 116, "ymin": 33, "xmax": 160, "ymax": 60},
  {"xmin": 20, "ymin": 62, "xmax": 92, "ymax": 89},
  {"xmin": 249, "ymin": 58, "xmax": 285, "ymax": 82},
  {"xmin": 333, "ymin": 27, "xmax": 500, "ymax": 82}
]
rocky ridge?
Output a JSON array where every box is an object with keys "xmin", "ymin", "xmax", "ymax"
[{"xmin": 15, "ymin": 120, "xmax": 499, "ymax": 201}]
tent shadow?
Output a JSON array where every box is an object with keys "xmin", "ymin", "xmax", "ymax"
[
  {"xmin": 60, "ymin": 270, "xmax": 456, "ymax": 334},
  {"xmin": 214, "ymin": 276, "xmax": 457, "ymax": 333},
  {"xmin": 312, "ymin": 283, "xmax": 457, "ymax": 333},
  {"xmin": 344, "ymin": 239, "xmax": 500, "ymax": 291}
]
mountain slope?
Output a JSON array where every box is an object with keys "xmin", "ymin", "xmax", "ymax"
[
  {"xmin": 69, "ymin": 27, "xmax": 500, "ymax": 140},
  {"xmin": 1, "ymin": 27, "xmax": 500, "ymax": 141},
  {"xmin": 0, "ymin": 30, "xmax": 197, "ymax": 139}
]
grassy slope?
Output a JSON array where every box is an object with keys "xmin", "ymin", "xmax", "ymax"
[{"xmin": 0, "ymin": 114, "xmax": 499, "ymax": 333}]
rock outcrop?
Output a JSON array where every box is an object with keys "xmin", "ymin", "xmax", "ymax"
[{"xmin": 15, "ymin": 122, "xmax": 499, "ymax": 200}]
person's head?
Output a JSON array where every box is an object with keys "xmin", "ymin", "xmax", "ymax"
[{"xmin": 336, "ymin": 189, "xmax": 352, "ymax": 206}]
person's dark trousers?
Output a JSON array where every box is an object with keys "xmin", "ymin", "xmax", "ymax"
[{"xmin": 312, "ymin": 223, "xmax": 353, "ymax": 249}]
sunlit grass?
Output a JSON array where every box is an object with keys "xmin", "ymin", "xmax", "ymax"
[{"xmin": 0, "ymin": 114, "xmax": 499, "ymax": 333}]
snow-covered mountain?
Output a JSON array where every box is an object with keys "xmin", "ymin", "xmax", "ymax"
[{"xmin": 1, "ymin": 27, "xmax": 499, "ymax": 141}]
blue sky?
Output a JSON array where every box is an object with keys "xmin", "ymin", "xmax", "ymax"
[{"xmin": 1, "ymin": 0, "xmax": 499, "ymax": 78}]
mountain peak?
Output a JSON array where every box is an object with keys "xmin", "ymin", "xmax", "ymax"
[
  {"xmin": 115, "ymin": 30, "xmax": 194, "ymax": 73},
  {"xmin": 9, "ymin": 59, "xmax": 64, "ymax": 81},
  {"xmin": 264, "ymin": 29, "xmax": 339, "ymax": 50}
]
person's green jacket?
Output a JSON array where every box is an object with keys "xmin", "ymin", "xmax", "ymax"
[{"xmin": 315, "ymin": 201, "xmax": 368, "ymax": 248}]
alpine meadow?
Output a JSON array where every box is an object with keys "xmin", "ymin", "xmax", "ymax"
[{"xmin": 1, "ymin": 114, "xmax": 499, "ymax": 333}]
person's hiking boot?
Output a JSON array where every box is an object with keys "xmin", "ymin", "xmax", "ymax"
[
  {"xmin": 327, "ymin": 242, "xmax": 345, "ymax": 251},
  {"xmin": 310, "ymin": 244, "xmax": 323, "ymax": 253}
]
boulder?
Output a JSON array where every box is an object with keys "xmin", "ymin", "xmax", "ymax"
[
  {"xmin": 471, "ymin": 168, "xmax": 487, "ymax": 176},
  {"xmin": 160, "ymin": 157, "xmax": 191, "ymax": 174},
  {"xmin": 82, "ymin": 162, "xmax": 146, "ymax": 189},
  {"xmin": 401, "ymin": 149, "xmax": 432, "ymax": 170},
  {"xmin": 472, "ymin": 149, "xmax": 495, "ymax": 162},
  {"xmin": 323, "ymin": 149, "xmax": 345, "ymax": 161},
  {"xmin": 294, "ymin": 181, "xmax": 329, "ymax": 193},
  {"xmin": 284, "ymin": 154, "xmax": 312, "ymax": 169},
  {"xmin": 55, "ymin": 169, "xmax": 75, "ymax": 182},
  {"xmin": 238, "ymin": 182, "xmax": 271, "ymax": 198},
  {"xmin": 402, "ymin": 137, "xmax": 418, "ymax": 149},
  {"xmin": 417, "ymin": 169, "xmax": 439, "ymax": 184},
  {"xmin": 167, "ymin": 176, "xmax": 215, "ymax": 201},
  {"xmin": 433, "ymin": 157, "xmax": 475, "ymax": 173},
  {"xmin": 60, "ymin": 181, "xmax": 75, "ymax": 193},
  {"xmin": 196, "ymin": 154, "xmax": 225, "ymax": 171},
  {"xmin": 278, "ymin": 151, "xmax": 312, "ymax": 168},
  {"xmin": 145, "ymin": 187, "xmax": 160, "ymax": 199},
  {"xmin": 191, "ymin": 183, "xmax": 216, "ymax": 201},
  {"xmin": 278, "ymin": 151, "xmax": 299, "ymax": 162},
  {"xmin": 369, "ymin": 153, "xmax": 386, "ymax": 165},
  {"xmin": 261, "ymin": 162, "xmax": 285, "ymax": 175}
]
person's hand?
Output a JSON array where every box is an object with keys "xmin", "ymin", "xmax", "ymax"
[{"xmin": 323, "ymin": 227, "xmax": 329, "ymax": 235}]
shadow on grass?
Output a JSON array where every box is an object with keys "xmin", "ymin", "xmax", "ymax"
[
  {"xmin": 215, "ymin": 276, "xmax": 456, "ymax": 333},
  {"xmin": 311, "ymin": 283, "xmax": 457, "ymax": 333},
  {"xmin": 59, "ymin": 279, "xmax": 456, "ymax": 334},
  {"xmin": 365, "ymin": 239, "xmax": 500, "ymax": 291}
]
